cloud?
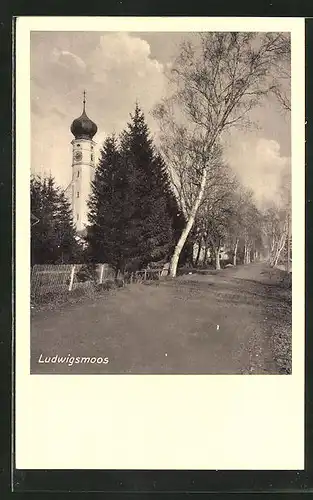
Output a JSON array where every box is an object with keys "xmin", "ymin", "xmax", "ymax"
[
  {"xmin": 30, "ymin": 32, "xmax": 290, "ymax": 205},
  {"xmin": 31, "ymin": 32, "xmax": 167, "ymax": 189},
  {"xmin": 226, "ymin": 136, "xmax": 291, "ymax": 206},
  {"xmin": 85, "ymin": 32, "xmax": 166, "ymax": 132},
  {"xmin": 51, "ymin": 48, "xmax": 86, "ymax": 71}
]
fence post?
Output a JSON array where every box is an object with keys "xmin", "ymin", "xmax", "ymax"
[
  {"xmin": 99, "ymin": 264, "xmax": 105, "ymax": 284},
  {"xmin": 68, "ymin": 265, "xmax": 76, "ymax": 291},
  {"xmin": 144, "ymin": 269, "xmax": 147, "ymax": 281}
]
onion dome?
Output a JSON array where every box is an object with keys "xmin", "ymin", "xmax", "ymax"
[{"xmin": 70, "ymin": 91, "xmax": 97, "ymax": 140}]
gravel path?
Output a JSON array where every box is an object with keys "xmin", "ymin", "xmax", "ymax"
[{"xmin": 31, "ymin": 263, "xmax": 291, "ymax": 374}]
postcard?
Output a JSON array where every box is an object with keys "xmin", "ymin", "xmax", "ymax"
[{"xmin": 15, "ymin": 16, "xmax": 305, "ymax": 471}]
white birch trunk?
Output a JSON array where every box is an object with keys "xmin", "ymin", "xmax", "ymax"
[
  {"xmin": 169, "ymin": 169, "xmax": 208, "ymax": 277},
  {"xmin": 233, "ymin": 239, "xmax": 239, "ymax": 266},
  {"xmin": 269, "ymin": 237, "xmax": 276, "ymax": 266},
  {"xmin": 273, "ymin": 230, "xmax": 288, "ymax": 267}
]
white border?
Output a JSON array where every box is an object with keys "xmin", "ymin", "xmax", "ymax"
[{"xmin": 16, "ymin": 17, "xmax": 305, "ymax": 470}]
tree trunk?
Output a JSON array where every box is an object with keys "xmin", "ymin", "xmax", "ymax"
[
  {"xmin": 169, "ymin": 169, "xmax": 208, "ymax": 278},
  {"xmin": 273, "ymin": 231, "xmax": 287, "ymax": 267},
  {"xmin": 204, "ymin": 244, "xmax": 210, "ymax": 266},
  {"xmin": 215, "ymin": 247, "xmax": 221, "ymax": 270},
  {"xmin": 244, "ymin": 240, "xmax": 248, "ymax": 264},
  {"xmin": 233, "ymin": 239, "xmax": 239, "ymax": 266},
  {"xmin": 247, "ymin": 246, "xmax": 251, "ymax": 264},
  {"xmin": 194, "ymin": 240, "xmax": 202, "ymax": 267},
  {"xmin": 269, "ymin": 237, "xmax": 276, "ymax": 266}
]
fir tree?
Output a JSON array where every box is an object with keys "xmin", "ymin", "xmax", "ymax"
[
  {"xmin": 153, "ymin": 152, "xmax": 187, "ymax": 258},
  {"xmin": 120, "ymin": 104, "xmax": 175, "ymax": 267},
  {"xmin": 87, "ymin": 104, "xmax": 186, "ymax": 273},
  {"xmin": 31, "ymin": 175, "xmax": 81, "ymax": 265},
  {"xmin": 86, "ymin": 135, "xmax": 136, "ymax": 274}
]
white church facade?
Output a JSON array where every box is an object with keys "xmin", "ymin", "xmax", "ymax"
[{"xmin": 69, "ymin": 92, "xmax": 98, "ymax": 233}]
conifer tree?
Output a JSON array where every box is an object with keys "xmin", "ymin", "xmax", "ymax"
[
  {"xmin": 86, "ymin": 135, "xmax": 136, "ymax": 274},
  {"xmin": 120, "ymin": 104, "xmax": 176, "ymax": 267},
  {"xmin": 153, "ymin": 152, "xmax": 187, "ymax": 259},
  {"xmin": 87, "ymin": 104, "xmax": 186, "ymax": 274},
  {"xmin": 31, "ymin": 175, "xmax": 80, "ymax": 265}
]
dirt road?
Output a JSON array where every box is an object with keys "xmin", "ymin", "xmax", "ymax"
[{"xmin": 30, "ymin": 263, "xmax": 291, "ymax": 374}]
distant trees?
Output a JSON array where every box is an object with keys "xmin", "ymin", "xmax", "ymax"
[
  {"xmin": 261, "ymin": 204, "xmax": 288, "ymax": 267},
  {"xmin": 260, "ymin": 163, "xmax": 291, "ymax": 269},
  {"xmin": 31, "ymin": 175, "xmax": 81, "ymax": 265},
  {"xmin": 154, "ymin": 32, "xmax": 291, "ymax": 277},
  {"xmin": 191, "ymin": 165, "xmax": 264, "ymax": 270},
  {"xmin": 194, "ymin": 161, "xmax": 241, "ymax": 270},
  {"xmin": 32, "ymin": 74, "xmax": 288, "ymax": 274},
  {"xmin": 86, "ymin": 104, "xmax": 183, "ymax": 274}
]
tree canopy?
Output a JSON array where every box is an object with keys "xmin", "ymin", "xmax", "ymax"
[
  {"xmin": 31, "ymin": 175, "xmax": 81, "ymax": 265},
  {"xmin": 87, "ymin": 104, "xmax": 184, "ymax": 273}
]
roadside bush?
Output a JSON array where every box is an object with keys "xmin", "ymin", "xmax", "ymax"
[
  {"xmin": 76, "ymin": 264, "xmax": 98, "ymax": 283},
  {"xmin": 220, "ymin": 258, "xmax": 233, "ymax": 268},
  {"xmin": 115, "ymin": 278, "xmax": 125, "ymax": 288},
  {"xmin": 31, "ymin": 285, "xmax": 96, "ymax": 311},
  {"xmin": 95, "ymin": 279, "xmax": 116, "ymax": 292}
]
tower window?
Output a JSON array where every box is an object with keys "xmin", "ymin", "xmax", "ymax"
[
  {"xmin": 77, "ymin": 191, "xmax": 80, "ymax": 198},
  {"xmin": 77, "ymin": 170, "xmax": 80, "ymax": 178},
  {"xmin": 77, "ymin": 144, "xmax": 81, "ymax": 147},
  {"xmin": 77, "ymin": 213, "xmax": 79, "ymax": 221}
]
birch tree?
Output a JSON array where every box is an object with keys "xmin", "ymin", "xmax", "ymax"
[
  {"xmin": 237, "ymin": 192, "xmax": 263, "ymax": 264},
  {"xmin": 195, "ymin": 165, "xmax": 240, "ymax": 269},
  {"xmin": 270, "ymin": 33, "xmax": 291, "ymax": 112},
  {"xmin": 261, "ymin": 165, "xmax": 291, "ymax": 268},
  {"xmin": 262, "ymin": 204, "xmax": 289, "ymax": 267},
  {"xmin": 154, "ymin": 32, "xmax": 290, "ymax": 277}
]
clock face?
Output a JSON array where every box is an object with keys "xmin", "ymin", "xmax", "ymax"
[{"xmin": 74, "ymin": 150, "xmax": 82, "ymax": 162}]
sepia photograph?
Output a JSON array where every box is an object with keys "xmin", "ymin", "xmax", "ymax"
[
  {"xmin": 15, "ymin": 16, "xmax": 305, "ymax": 473},
  {"xmin": 29, "ymin": 29, "xmax": 293, "ymax": 375}
]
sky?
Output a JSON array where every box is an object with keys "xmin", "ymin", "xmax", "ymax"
[{"xmin": 30, "ymin": 31, "xmax": 291, "ymax": 205}]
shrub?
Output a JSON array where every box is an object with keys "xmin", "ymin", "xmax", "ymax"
[
  {"xmin": 115, "ymin": 278, "xmax": 125, "ymax": 288},
  {"xmin": 95, "ymin": 279, "xmax": 116, "ymax": 292},
  {"xmin": 76, "ymin": 264, "xmax": 98, "ymax": 283}
]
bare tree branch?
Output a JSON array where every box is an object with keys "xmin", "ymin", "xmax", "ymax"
[{"xmin": 153, "ymin": 31, "xmax": 291, "ymax": 276}]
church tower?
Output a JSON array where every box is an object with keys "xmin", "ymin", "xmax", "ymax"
[{"xmin": 70, "ymin": 91, "xmax": 97, "ymax": 233}]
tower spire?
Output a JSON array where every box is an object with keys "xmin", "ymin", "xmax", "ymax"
[
  {"xmin": 83, "ymin": 89, "xmax": 86, "ymax": 112},
  {"xmin": 71, "ymin": 91, "xmax": 97, "ymax": 140}
]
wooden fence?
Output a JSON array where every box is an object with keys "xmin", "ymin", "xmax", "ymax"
[{"xmin": 31, "ymin": 263, "xmax": 167, "ymax": 301}]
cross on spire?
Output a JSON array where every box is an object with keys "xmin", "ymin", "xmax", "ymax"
[{"xmin": 83, "ymin": 90, "xmax": 86, "ymax": 111}]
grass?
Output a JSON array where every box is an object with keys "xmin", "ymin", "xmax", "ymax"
[{"xmin": 31, "ymin": 278, "xmax": 125, "ymax": 312}]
